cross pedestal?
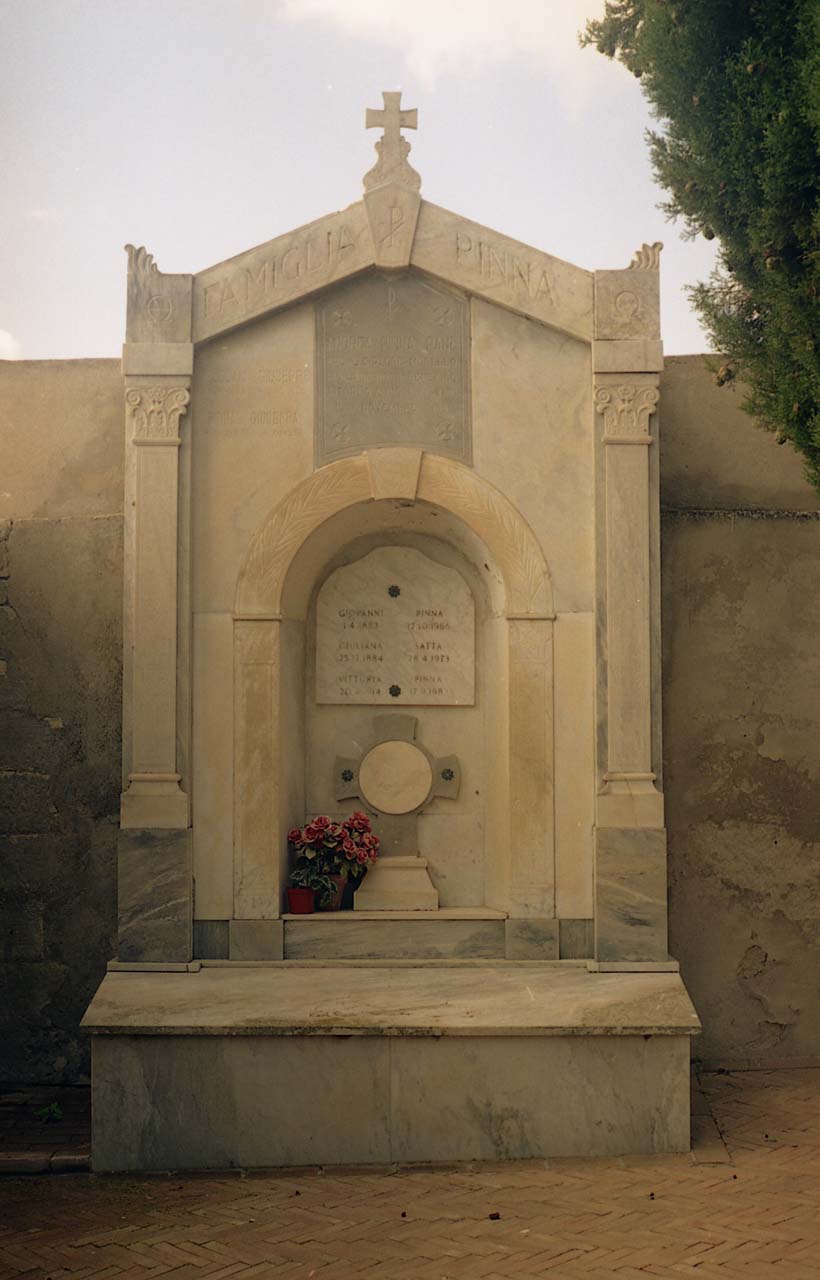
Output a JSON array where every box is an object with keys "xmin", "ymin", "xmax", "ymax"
[{"xmin": 334, "ymin": 716, "xmax": 460, "ymax": 911}]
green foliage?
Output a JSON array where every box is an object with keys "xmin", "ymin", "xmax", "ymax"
[
  {"xmin": 288, "ymin": 861, "xmax": 335, "ymax": 898},
  {"xmin": 34, "ymin": 1102, "xmax": 63, "ymax": 1123},
  {"xmin": 583, "ymin": 1, "xmax": 820, "ymax": 489}
]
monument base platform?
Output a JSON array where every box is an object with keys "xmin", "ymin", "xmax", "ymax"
[{"xmin": 82, "ymin": 964, "xmax": 700, "ymax": 1172}]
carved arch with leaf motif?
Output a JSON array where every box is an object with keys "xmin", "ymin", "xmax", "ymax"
[{"xmin": 234, "ymin": 448, "xmax": 554, "ymax": 619}]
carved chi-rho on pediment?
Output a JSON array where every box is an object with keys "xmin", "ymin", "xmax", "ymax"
[{"xmin": 595, "ymin": 384, "xmax": 659, "ymax": 443}]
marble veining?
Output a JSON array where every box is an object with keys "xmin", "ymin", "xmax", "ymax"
[
  {"xmin": 83, "ymin": 964, "xmax": 700, "ymax": 1038},
  {"xmin": 91, "ymin": 1032, "xmax": 690, "ymax": 1171},
  {"xmin": 595, "ymin": 828, "xmax": 669, "ymax": 962},
  {"xmin": 117, "ymin": 830, "xmax": 192, "ymax": 963}
]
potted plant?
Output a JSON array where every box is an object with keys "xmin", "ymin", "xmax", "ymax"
[
  {"xmin": 285, "ymin": 862, "xmax": 323, "ymax": 914},
  {"xmin": 287, "ymin": 812, "xmax": 380, "ymax": 911}
]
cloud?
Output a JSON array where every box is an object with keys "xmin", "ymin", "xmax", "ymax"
[
  {"xmin": 0, "ymin": 331, "xmax": 23, "ymax": 360},
  {"xmin": 281, "ymin": 0, "xmax": 606, "ymax": 91}
]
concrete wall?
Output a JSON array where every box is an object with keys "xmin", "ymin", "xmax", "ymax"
[
  {"xmin": 1, "ymin": 351, "xmax": 818, "ymax": 1080},
  {"xmin": 661, "ymin": 355, "xmax": 820, "ymax": 1065},
  {"xmin": 0, "ymin": 360, "xmax": 123, "ymax": 1083}
]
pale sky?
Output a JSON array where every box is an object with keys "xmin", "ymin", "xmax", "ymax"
[{"xmin": 0, "ymin": 0, "xmax": 719, "ymax": 360}]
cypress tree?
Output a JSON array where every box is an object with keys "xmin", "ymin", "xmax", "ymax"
[{"xmin": 583, "ymin": 1, "xmax": 820, "ymax": 489}]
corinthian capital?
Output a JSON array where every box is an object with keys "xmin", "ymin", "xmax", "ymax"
[
  {"xmin": 595, "ymin": 383, "xmax": 659, "ymax": 442},
  {"xmin": 126, "ymin": 385, "xmax": 190, "ymax": 443}
]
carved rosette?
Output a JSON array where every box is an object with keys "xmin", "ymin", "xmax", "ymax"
[
  {"xmin": 126, "ymin": 386, "xmax": 190, "ymax": 443},
  {"xmin": 595, "ymin": 384, "xmax": 659, "ymax": 443}
]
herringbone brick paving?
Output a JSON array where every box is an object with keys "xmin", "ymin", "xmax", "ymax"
[{"xmin": 2, "ymin": 1068, "xmax": 820, "ymax": 1279}]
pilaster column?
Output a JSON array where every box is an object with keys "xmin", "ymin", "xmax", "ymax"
[
  {"xmin": 592, "ymin": 246, "xmax": 668, "ymax": 961},
  {"xmin": 508, "ymin": 617, "xmax": 555, "ymax": 916},
  {"xmin": 120, "ymin": 376, "xmax": 192, "ymax": 828},
  {"xmin": 119, "ymin": 245, "xmax": 194, "ymax": 832},
  {"xmin": 233, "ymin": 618, "xmax": 281, "ymax": 917},
  {"xmin": 115, "ymin": 251, "xmax": 196, "ymax": 960},
  {"xmin": 594, "ymin": 376, "xmax": 662, "ymax": 828}
]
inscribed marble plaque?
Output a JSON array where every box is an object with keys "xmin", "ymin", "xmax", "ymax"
[
  {"xmin": 316, "ymin": 273, "xmax": 470, "ymax": 465},
  {"xmin": 316, "ymin": 547, "xmax": 474, "ymax": 705}
]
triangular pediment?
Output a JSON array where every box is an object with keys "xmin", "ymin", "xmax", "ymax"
[
  {"xmin": 125, "ymin": 92, "xmax": 663, "ymax": 360},
  {"xmin": 187, "ymin": 195, "xmax": 595, "ymax": 345}
]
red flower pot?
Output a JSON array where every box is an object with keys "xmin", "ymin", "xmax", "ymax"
[{"xmin": 286, "ymin": 887, "xmax": 315, "ymax": 914}]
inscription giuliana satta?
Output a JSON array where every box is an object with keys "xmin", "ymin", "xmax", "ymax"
[{"xmin": 316, "ymin": 274, "xmax": 470, "ymax": 465}]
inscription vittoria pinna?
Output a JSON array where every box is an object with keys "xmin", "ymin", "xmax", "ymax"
[{"xmin": 316, "ymin": 274, "xmax": 470, "ymax": 466}]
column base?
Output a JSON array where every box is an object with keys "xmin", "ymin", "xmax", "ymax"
[
  {"xmin": 355, "ymin": 856, "xmax": 439, "ymax": 911},
  {"xmin": 597, "ymin": 778, "xmax": 664, "ymax": 828},
  {"xmin": 121, "ymin": 775, "xmax": 189, "ymax": 829}
]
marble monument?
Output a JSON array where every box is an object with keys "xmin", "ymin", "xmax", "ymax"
[{"xmin": 83, "ymin": 91, "xmax": 699, "ymax": 1170}]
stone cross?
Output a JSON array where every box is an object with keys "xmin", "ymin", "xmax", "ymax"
[
  {"xmin": 335, "ymin": 714, "xmax": 458, "ymax": 853},
  {"xmin": 334, "ymin": 715, "xmax": 458, "ymax": 909},
  {"xmin": 364, "ymin": 91, "xmax": 421, "ymax": 192},
  {"xmin": 366, "ymin": 90, "xmax": 417, "ymax": 147}
]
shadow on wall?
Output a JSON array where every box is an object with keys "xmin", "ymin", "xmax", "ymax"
[
  {"xmin": 661, "ymin": 355, "xmax": 820, "ymax": 1064},
  {"xmin": 0, "ymin": 359, "xmax": 123, "ymax": 1084}
]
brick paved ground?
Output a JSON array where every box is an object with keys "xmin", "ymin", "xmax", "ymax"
[
  {"xmin": 2, "ymin": 1068, "xmax": 820, "ymax": 1278},
  {"xmin": 0, "ymin": 1089, "xmax": 91, "ymax": 1175}
]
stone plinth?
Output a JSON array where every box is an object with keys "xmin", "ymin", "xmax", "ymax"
[
  {"xmin": 353, "ymin": 855, "xmax": 439, "ymax": 910},
  {"xmin": 83, "ymin": 965, "xmax": 699, "ymax": 1171}
]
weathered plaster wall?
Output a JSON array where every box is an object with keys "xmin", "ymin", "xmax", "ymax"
[
  {"xmin": 1, "ymin": 351, "xmax": 819, "ymax": 1080},
  {"xmin": 661, "ymin": 355, "xmax": 820, "ymax": 1063},
  {"xmin": 0, "ymin": 359, "xmax": 123, "ymax": 1083}
]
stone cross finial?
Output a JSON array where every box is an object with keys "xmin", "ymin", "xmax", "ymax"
[{"xmin": 364, "ymin": 90, "xmax": 421, "ymax": 192}]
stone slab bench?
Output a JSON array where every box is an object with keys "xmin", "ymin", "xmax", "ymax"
[{"xmin": 83, "ymin": 964, "xmax": 700, "ymax": 1171}]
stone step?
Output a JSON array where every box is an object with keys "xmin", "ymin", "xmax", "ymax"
[
  {"xmin": 83, "ymin": 965, "xmax": 700, "ymax": 1171},
  {"xmin": 283, "ymin": 912, "xmax": 506, "ymax": 960},
  {"xmin": 278, "ymin": 908, "xmax": 565, "ymax": 961}
]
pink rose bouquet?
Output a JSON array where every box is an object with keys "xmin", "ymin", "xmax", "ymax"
[{"xmin": 287, "ymin": 811, "xmax": 379, "ymax": 905}]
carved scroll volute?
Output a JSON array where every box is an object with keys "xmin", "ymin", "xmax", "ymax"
[
  {"xmin": 628, "ymin": 242, "xmax": 663, "ymax": 270},
  {"xmin": 124, "ymin": 243, "xmax": 193, "ymax": 344}
]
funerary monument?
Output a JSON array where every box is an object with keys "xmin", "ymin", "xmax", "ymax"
[{"xmin": 82, "ymin": 93, "xmax": 700, "ymax": 1170}]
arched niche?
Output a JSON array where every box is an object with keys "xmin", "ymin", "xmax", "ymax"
[
  {"xmin": 232, "ymin": 449, "xmax": 556, "ymax": 921},
  {"xmin": 235, "ymin": 449, "xmax": 554, "ymax": 620}
]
